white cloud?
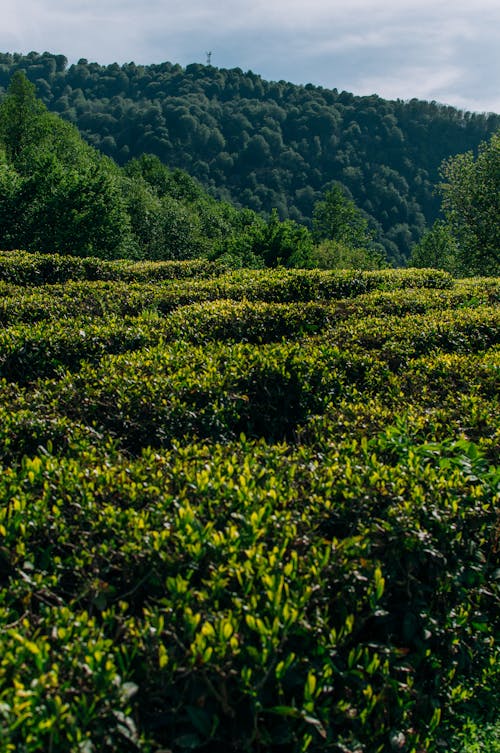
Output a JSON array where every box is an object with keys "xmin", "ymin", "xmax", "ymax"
[
  {"xmin": 357, "ymin": 65, "xmax": 463, "ymax": 103},
  {"xmin": 1, "ymin": 0, "xmax": 499, "ymax": 112}
]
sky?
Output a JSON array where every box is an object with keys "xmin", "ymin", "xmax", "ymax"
[{"xmin": 2, "ymin": 0, "xmax": 499, "ymax": 113}]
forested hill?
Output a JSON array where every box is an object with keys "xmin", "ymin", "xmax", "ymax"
[{"xmin": 1, "ymin": 51, "xmax": 498, "ymax": 263}]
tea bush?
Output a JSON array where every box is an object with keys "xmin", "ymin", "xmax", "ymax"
[
  {"xmin": 0, "ymin": 252, "xmax": 498, "ymax": 753},
  {"xmin": 1, "ymin": 299, "xmax": 497, "ymax": 386},
  {"xmin": 0, "ymin": 250, "xmax": 218, "ymax": 285},
  {"xmin": 0, "ymin": 438, "xmax": 498, "ymax": 752},
  {"xmin": 1, "ymin": 273, "xmax": 476, "ymax": 329}
]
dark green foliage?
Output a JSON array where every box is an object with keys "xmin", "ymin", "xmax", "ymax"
[
  {"xmin": 1, "ymin": 52, "xmax": 498, "ymax": 262},
  {"xmin": 410, "ymin": 132, "xmax": 500, "ymax": 276},
  {"xmin": 0, "ymin": 73, "xmax": 133, "ymax": 259},
  {"xmin": 0, "ymin": 249, "xmax": 218, "ymax": 286},
  {"xmin": 409, "ymin": 220, "xmax": 459, "ymax": 274},
  {"xmin": 439, "ymin": 131, "xmax": 500, "ymax": 276},
  {"xmin": 0, "ymin": 71, "xmax": 45, "ymax": 160},
  {"xmin": 122, "ymin": 154, "xmax": 233, "ymax": 261},
  {"xmin": 0, "ymin": 76, "xmax": 318, "ymax": 268},
  {"xmin": 312, "ymin": 184, "xmax": 372, "ymax": 248},
  {"xmin": 409, "ymin": 131, "xmax": 500, "ymax": 277},
  {"xmin": 0, "ymin": 74, "xmax": 264, "ymax": 264},
  {"xmin": 310, "ymin": 185, "xmax": 386, "ymax": 270},
  {"xmin": 307, "ymin": 239, "xmax": 387, "ymax": 270},
  {"xmin": 218, "ymin": 208, "xmax": 314, "ymax": 268},
  {"xmin": 0, "ymin": 252, "xmax": 498, "ymax": 752}
]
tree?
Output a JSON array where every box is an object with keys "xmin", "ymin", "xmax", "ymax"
[
  {"xmin": 1, "ymin": 52, "xmax": 499, "ymax": 262},
  {"xmin": 25, "ymin": 156, "xmax": 133, "ymax": 258},
  {"xmin": 0, "ymin": 147, "xmax": 23, "ymax": 247},
  {"xmin": 312, "ymin": 185, "xmax": 373, "ymax": 248},
  {"xmin": 259, "ymin": 210, "xmax": 314, "ymax": 267},
  {"xmin": 439, "ymin": 131, "xmax": 499, "ymax": 276},
  {"xmin": 227, "ymin": 209, "xmax": 314, "ymax": 268},
  {"xmin": 0, "ymin": 71, "xmax": 46, "ymax": 161},
  {"xmin": 311, "ymin": 185, "xmax": 387, "ymax": 268},
  {"xmin": 409, "ymin": 221, "xmax": 458, "ymax": 273},
  {"xmin": 0, "ymin": 71, "xmax": 133, "ymax": 258},
  {"xmin": 308, "ymin": 239, "xmax": 386, "ymax": 270},
  {"xmin": 158, "ymin": 195, "xmax": 204, "ymax": 260},
  {"xmin": 121, "ymin": 175, "xmax": 164, "ymax": 259}
]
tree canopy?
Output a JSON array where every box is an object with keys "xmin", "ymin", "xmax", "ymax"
[
  {"xmin": 0, "ymin": 70, "xmax": 46, "ymax": 160},
  {"xmin": 439, "ymin": 131, "xmax": 499, "ymax": 275},
  {"xmin": 1, "ymin": 51, "xmax": 498, "ymax": 263},
  {"xmin": 0, "ymin": 72, "xmax": 132, "ymax": 258},
  {"xmin": 0, "ymin": 72, "xmax": 327, "ymax": 266},
  {"xmin": 312, "ymin": 185, "xmax": 373, "ymax": 247},
  {"xmin": 410, "ymin": 131, "xmax": 499, "ymax": 276}
]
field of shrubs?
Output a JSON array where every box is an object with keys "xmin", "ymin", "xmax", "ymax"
[{"xmin": 0, "ymin": 251, "xmax": 498, "ymax": 753}]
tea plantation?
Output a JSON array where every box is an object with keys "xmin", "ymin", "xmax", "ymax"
[{"xmin": 0, "ymin": 251, "xmax": 498, "ymax": 753}]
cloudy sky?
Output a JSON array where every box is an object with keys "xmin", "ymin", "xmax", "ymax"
[{"xmin": 2, "ymin": 0, "xmax": 499, "ymax": 113}]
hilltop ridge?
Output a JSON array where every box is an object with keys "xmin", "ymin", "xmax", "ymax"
[{"xmin": 1, "ymin": 51, "xmax": 499, "ymax": 263}]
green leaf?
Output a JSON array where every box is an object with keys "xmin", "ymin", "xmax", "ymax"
[
  {"xmin": 175, "ymin": 733, "xmax": 203, "ymax": 749},
  {"xmin": 186, "ymin": 706, "xmax": 214, "ymax": 738}
]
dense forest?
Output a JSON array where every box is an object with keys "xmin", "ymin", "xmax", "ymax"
[
  {"xmin": 0, "ymin": 71, "xmax": 312, "ymax": 268},
  {"xmin": 0, "ymin": 71, "xmax": 389, "ymax": 271},
  {"xmin": 0, "ymin": 51, "xmax": 499, "ymax": 264}
]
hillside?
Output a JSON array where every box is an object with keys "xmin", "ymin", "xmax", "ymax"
[
  {"xmin": 1, "ymin": 51, "xmax": 499, "ymax": 263},
  {"xmin": 0, "ymin": 250, "xmax": 499, "ymax": 751}
]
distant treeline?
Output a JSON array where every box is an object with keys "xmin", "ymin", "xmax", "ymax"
[
  {"xmin": 1, "ymin": 71, "xmax": 385, "ymax": 269},
  {"xmin": 1, "ymin": 51, "xmax": 498, "ymax": 263}
]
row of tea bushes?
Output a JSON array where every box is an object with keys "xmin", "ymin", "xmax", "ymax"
[
  {"xmin": 0, "ymin": 255, "xmax": 498, "ymax": 752},
  {"xmin": 0, "ymin": 357, "xmax": 497, "ymax": 475},
  {"xmin": 0, "ymin": 299, "xmax": 337, "ymax": 381},
  {"xmin": 0, "ymin": 250, "xmax": 218, "ymax": 285},
  {"xmin": 0, "ymin": 251, "xmax": 455, "ymax": 289},
  {"xmin": 0, "ymin": 434, "xmax": 498, "ymax": 752},
  {"xmin": 1, "ymin": 338, "xmax": 496, "ymax": 456},
  {"xmin": 327, "ymin": 306, "xmax": 500, "ymax": 367},
  {"xmin": 0, "ymin": 373, "xmax": 497, "ymax": 470},
  {"xmin": 0, "ymin": 275, "xmax": 498, "ymax": 330},
  {"xmin": 0, "ymin": 300, "xmax": 497, "ymax": 386},
  {"xmin": 159, "ymin": 267, "xmax": 456, "ymax": 304},
  {"xmin": 0, "ymin": 316, "xmax": 157, "ymax": 384},
  {"xmin": 0, "ymin": 281, "xmax": 161, "ymax": 325},
  {"xmin": 337, "ymin": 279, "xmax": 500, "ymax": 317}
]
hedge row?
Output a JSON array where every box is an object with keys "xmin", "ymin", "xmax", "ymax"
[
  {"xmin": 0, "ymin": 250, "xmax": 219, "ymax": 285},
  {"xmin": 0, "ymin": 281, "xmax": 164, "ymax": 325},
  {"xmin": 340, "ymin": 279, "xmax": 500, "ymax": 317},
  {"xmin": 0, "ymin": 259, "xmax": 498, "ymax": 753},
  {"xmin": 0, "ymin": 301, "xmax": 497, "ymax": 386},
  {"xmin": 2, "ymin": 271, "xmax": 498, "ymax": 332},
  {"xmin": 0, "ymin": 350, "xmax": 498, "ymax": 471},
  {"xmin": 3, "ymin": 280, "xmax": 498, "ymax": 329},
  {"xmin": 0, "ymin": 434, "xmax": 498, "ymax": 752},
  {"xmin": 327, "ymin": 306, "xmax": 500, "ymax": 367},
  {"xmin": 0, "ymin": 337, "xmax": 493, "ymax": 456},
  {"xmin": 0, "ymin": 250, "xmax": 454, "ymax": 288}
]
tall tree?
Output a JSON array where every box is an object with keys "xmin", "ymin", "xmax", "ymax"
[
  {"xmin": 0, "ymin": 71, "xmax": 46, "ymax": 161},
  {"xmin": 439, "ymin": 131, "xmax": 499, "ymax": 276},
  {"xmin": 1, "ymin": 52, "xmax": 499, "ymax": 263},
  {"xmin": 408, "ymin": 220, "xmax": 458, "ymax": 273},
  {"xmin": 0, "ymin": 72, "xmax": 132, "ymax": 258},
  {"xmin": 312, "ymin": 185, "xmax": 373, "ymax": 248}
]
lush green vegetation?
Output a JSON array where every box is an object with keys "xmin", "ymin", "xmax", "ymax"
[
  {"xmin": 409, "ymin": 132, "xmax": 500, "ymax": 277},
  {"xmin": 0, "ymin": 72, "xmax": 385, "ymax": 271},
  {"xmin": 1, "ymin": 51, "xmax": 499, "ymax": 263},
  {"xmin": 0, "ymin": 251, "xmax": 498, "ymax": 752},
  {"xmin": 1, "ymin": 66, "xmax": 498, "ymax": 274}
]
